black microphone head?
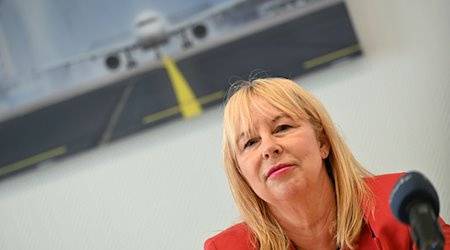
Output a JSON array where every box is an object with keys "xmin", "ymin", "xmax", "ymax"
[{"xmin": 389, "ymin": 171, "xmax": 440, "ymax": 225}]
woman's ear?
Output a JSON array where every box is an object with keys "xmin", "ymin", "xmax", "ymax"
[{"xmin": 319, "ymin": 134, "xmax": 330, "ymax": 159}]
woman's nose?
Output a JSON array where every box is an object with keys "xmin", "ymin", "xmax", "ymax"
[{"xmin": 261, "ymin": 137, "xmax": 282, "ymax": 159}]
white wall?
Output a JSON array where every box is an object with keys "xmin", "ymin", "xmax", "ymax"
[{"xmin": 0, "ymin": 1, "xmax": 449, "ymax": 249}]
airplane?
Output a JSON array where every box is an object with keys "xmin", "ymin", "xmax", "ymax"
[
  {"xmin": 39, "ymin": 9, "xmax": 199, "ymax": 72},
  {"xmin": 37, "ymin": 0, "xmax": 250, "ymax": 74}
]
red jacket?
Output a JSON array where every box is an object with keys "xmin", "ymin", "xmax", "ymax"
[{"xmin": 204, "ymin": 173, "xmax": 450, "ymax": 250}]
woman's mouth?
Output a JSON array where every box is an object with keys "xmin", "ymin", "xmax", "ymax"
[{"xmin": 266, "ymin": 164, "xmax": 293, "ymax": 180}]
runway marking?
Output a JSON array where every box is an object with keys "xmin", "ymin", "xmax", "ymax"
[
  {"xmin": 197, "ymin": 91, "xmax": 225, "ymax": 105},
  {"xmin": 99, "ymin": 82, "xmax": 135, "ymax": 145},
  {"xmin": 303, "ymin": 44, "xmax": 361, "ymax": 69},
  {"xmin": 142, "ymin": 91, "xmax": 224, "ymax": 125},
  {"xmin": 143, "ymin": 106, "xmax": 181, "ymax": 124},
  {"xmin": 162, "ymin": 55, "xmax": 202, "ymax": 119},
  {"xmin": 0, "ymin": 146, "xmax": 66, "ymax": 177}
]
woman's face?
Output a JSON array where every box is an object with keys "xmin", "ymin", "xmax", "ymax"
[{"xmin": 235, "ymin": 97, "xmax": 330, "ymax": 204}]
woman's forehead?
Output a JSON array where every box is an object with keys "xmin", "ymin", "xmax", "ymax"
[
  {"xmin": 235, "ymin": 109, "xmax": 294, "ymax": 137},
  {"xmin": 228, "ymin": 95, "xmax": 303, "ymax": 139},
  {"xmin": 248, "ymin": 96, "xmax": 280, "ymax": 114}
]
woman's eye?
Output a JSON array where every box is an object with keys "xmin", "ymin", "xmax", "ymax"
[
  {"xmin": 275, "ymin": 124, "xmax": 291, "ymax": 133},
  {"xmin": 244, "ymin": 139, "xmax": 257, "ymax": 149}
]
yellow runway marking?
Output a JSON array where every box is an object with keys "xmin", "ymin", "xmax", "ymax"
[
  {"xmin": 0, "ymin": 146, "xmax": 66, "ymax": 177},
  {"xmin": 197, "ymin": 91, "xmax": 225, "ymax": 105},
  {"xmin": 142, "ymin": 106, "xmax": 181, "ymax": 124},
  {"xmin": 162, "ymin": 55, "xmax": 202, "ymax": 119},
  {"xmin": 303, "ymin": 44, "xmax": 361, "ymax": 69},
  {"xmin": 142, "ymin": 91, "xmax": 224, "ymax": 125}
]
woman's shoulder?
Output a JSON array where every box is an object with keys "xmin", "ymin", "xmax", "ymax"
[
  {"xmin": 362, "ymin": 172, "xmax": 405, "ymax": 219},
  {"xmin": 361, "ymin": 172, "xmax": 415, "ymax": 249},
  {"xmin": 363, "ymin": 172, "xmax": 404, "ymax": 183},
  {"xmin": 363, "ymin": 172, "xmax": 404, "ymax": 195},
  {"xmin": 204, "ymin": 222, "xmax": 255, "ymax": 250}
]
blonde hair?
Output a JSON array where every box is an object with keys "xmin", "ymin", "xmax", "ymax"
[{"xmin": 223, "ymin": 78, "xmax": 372, "ymax": 250}]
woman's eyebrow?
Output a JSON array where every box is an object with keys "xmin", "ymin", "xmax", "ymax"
[
  {"xmin": 235, "ymin": 115, "xmax": 291, "ymax": 143},
  {"xmin": 272, "ymin": 114, "xmax": 290, "ymax": 123}
]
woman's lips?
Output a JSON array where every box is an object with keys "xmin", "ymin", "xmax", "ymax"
[{"xmin": 266, "ymin": 164, "xmax": 293, "ymax": 179}]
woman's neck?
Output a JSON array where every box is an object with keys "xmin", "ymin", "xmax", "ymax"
[{"xmin": 269, "ymin": 176, "xmax": 337, "ymax": 250}]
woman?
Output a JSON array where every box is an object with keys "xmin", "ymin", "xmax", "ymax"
[{"xmin": 204, "ymin": 78, "xmax": 449, "ymax": 250}]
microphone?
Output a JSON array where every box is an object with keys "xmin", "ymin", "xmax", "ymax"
[{"xmin": 389, "ymin": 171, "xmax": 445, "ymax": 250}]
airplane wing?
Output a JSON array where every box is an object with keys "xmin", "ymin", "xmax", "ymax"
[{"xmin": 39, "ymin": 43, "xmax": 139, "ymax": 73}]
